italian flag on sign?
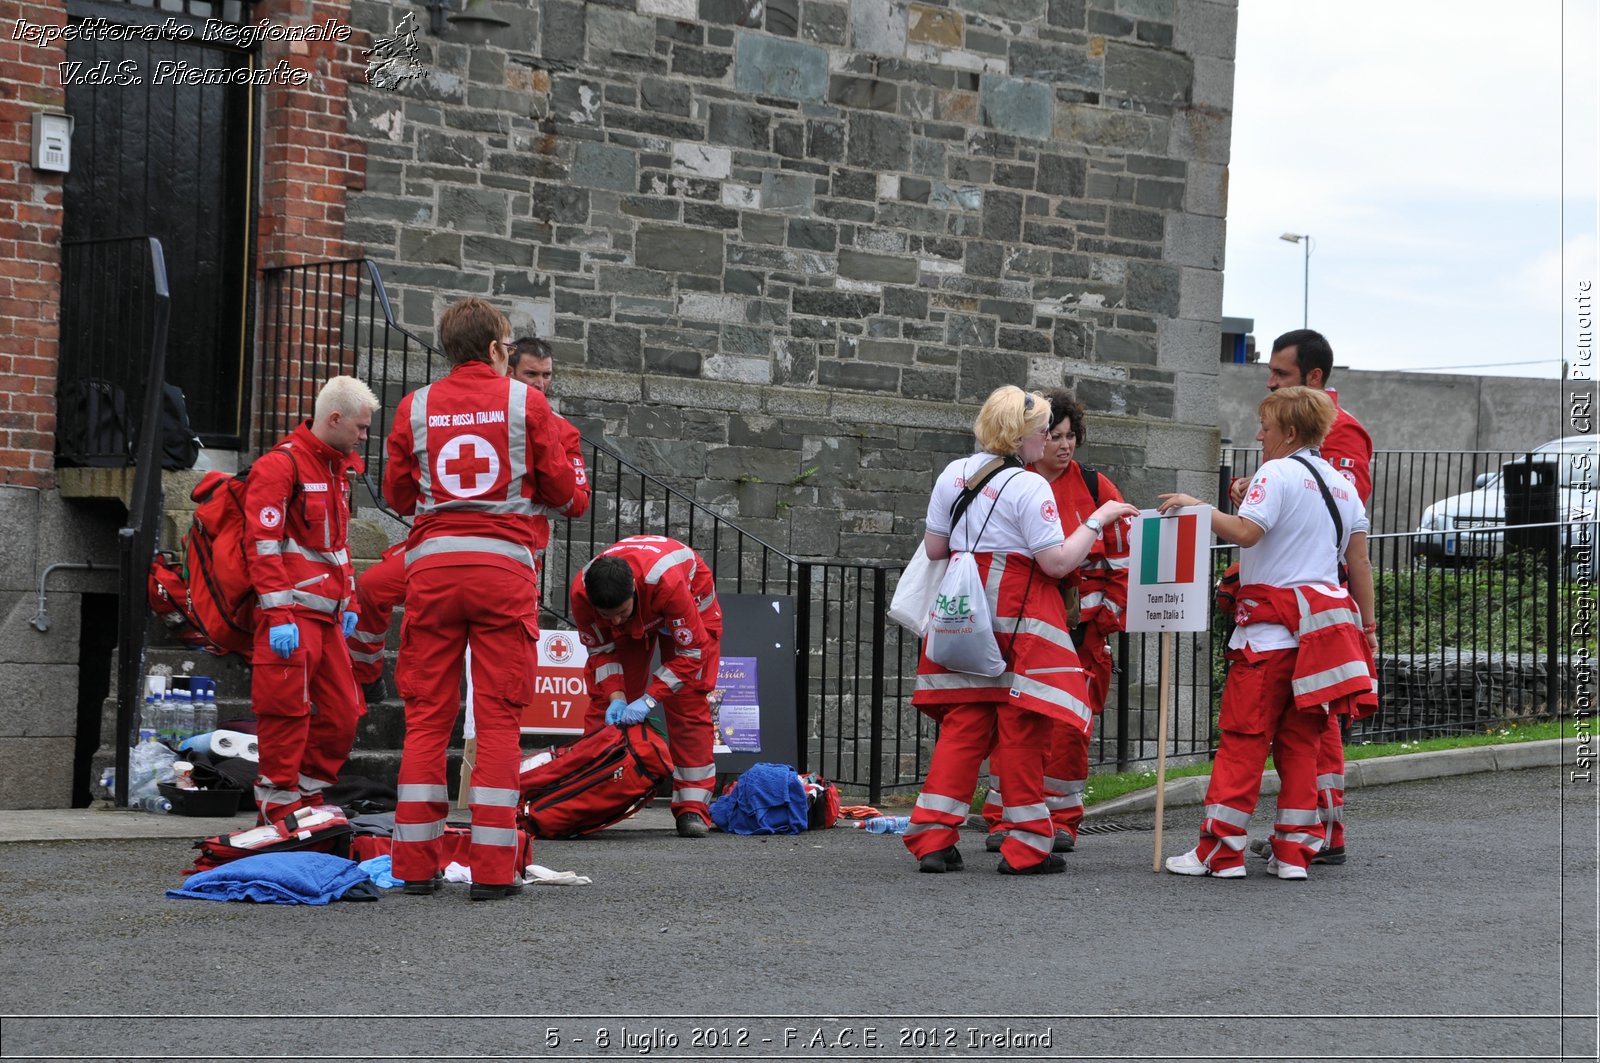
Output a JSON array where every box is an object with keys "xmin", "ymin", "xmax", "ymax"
[{"xmin": 1139, "ymin": 513, "xmax": 1198, "ymax": 585}]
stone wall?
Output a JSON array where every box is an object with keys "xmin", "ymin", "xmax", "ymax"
[{"xmin": 345, "ymin": 0, "xmax": 1238, "ymax": 555}]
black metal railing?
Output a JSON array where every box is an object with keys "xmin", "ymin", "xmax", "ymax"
[
  {"xmin": 57, "ymin": 238, "xmax": 176, "ymax": 467},
  {"xmin": 60, "ymin": 237, "xmax": 171, "ymax": 807},
  {"xmin": 254, "ymin": 259, "xmax": 1589, "ymax": 798}
]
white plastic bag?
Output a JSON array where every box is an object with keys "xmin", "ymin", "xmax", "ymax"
[
  {"xmin": 887, "ymin": 543, "xmax": 948, "ymax": 636},
  {"xmin": 923, "ymin": 551, "xmax": 1005, "ymax": 676}
]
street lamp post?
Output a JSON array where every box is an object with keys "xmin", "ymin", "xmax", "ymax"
[{"xmin": 1279, "ymin": 232, "xmax": 1312, "ymax": 328}]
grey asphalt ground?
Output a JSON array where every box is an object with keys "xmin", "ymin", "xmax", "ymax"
[{"xmin": 1, "ymin": 761, "xmax": 1595, "ymax": 1063}]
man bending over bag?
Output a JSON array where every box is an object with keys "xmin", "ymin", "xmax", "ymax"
[{"xmin": 571, "ymin": 535, "xmax": 722, "ymax": 838}]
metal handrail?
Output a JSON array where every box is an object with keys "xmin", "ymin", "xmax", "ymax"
[{"xmin": 64, "ymin": 236, "xmax": 171, "ymax": 808}]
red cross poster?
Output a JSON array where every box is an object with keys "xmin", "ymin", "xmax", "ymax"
[{"xmin": 520, "ymin": 628, "xmax": 589, "ymax": 734}]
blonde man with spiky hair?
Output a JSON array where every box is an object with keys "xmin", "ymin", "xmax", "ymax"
[{"xmin": 245, "ymin": 374, "xmax": 377, "ymax": 828}]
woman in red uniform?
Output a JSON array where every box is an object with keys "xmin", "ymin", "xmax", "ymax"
[
  {"xmin": 904, "ymin": 386, "xmax": 1137, "ymax": 875},
  {"xmin": 1158, "ymin": 386, "xmax": 1377, "ymax": 880},
  {"xmin": 982, "ymin": 389, "xmax": 1131, "ymax": 853}
]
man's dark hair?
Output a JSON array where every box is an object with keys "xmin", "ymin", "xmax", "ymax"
[
  {"xmin": 508, "ymin": 336, "xmax": 553, "ymax": 371},
  {"xmin": 584, "ymin": 556, "xmax": 635, "ymax": 610},
  {"xmin": 1271, "ymin": 328, "xmax": 1335, "ymax": 386}
]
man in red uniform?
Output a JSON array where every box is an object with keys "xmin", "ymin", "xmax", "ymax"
[
  {"xmin": 508, "ymin": 336, "xmax": 591, "ymax": 568},
  {"xmin": 384, "ymin": 297, "xmax": 576, "ymax": 900},
  {"xmin": 570, "ymin": 535, "xmax": 722, "ymax": 837},
  {"xmin": 1233, "ymin": 328, "xmax": 1374, "ymax": 865},
  {"xmin": 244, "ymin": 375, "xmax": 379, "ymax": 827},
  {"xmin": 344, "ymin": 336, "xmax": 589, "ymax": 704}
]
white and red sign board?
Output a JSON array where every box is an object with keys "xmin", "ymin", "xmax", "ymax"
[{"xmin": 521, "ymin": 628, "xmax": 589, "ymax": 734}]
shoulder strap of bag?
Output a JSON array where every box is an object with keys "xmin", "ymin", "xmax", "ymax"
[
  {"xmin": 948, "ymin": 455, "xmax": 1020, "ymax": 529},
  {"xmin": 1290, "ymin": 453, "xmax": 1342, "ymax": 546},
  {"xmin": 1080, "ymin": 465, "xmax": 1101, "ymax": 506}
]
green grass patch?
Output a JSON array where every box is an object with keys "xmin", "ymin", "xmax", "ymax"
[{"xmin": 1080, "ymin": 717, "xmax": 1565, "ymax": 808}]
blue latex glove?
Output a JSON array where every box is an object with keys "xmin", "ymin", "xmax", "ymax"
[
  {"xmin": 619, "ymin": 694, "xmax": 656, "ymax": 725},
  {"xmin": 605, "ymin": 695, "xmax": 655, "ymax": 726},
  {"xmin": 342, "ymin": 611, "xmax": 358, "ymax": 638},
  {"xmin": 269, "ymin": 623, "xmax": 300, "ymax": 659}
]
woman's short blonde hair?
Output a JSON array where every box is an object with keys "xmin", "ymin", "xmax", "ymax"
[
  {"xmin": 973, "ymin": 385, "xmax": 1049, "ymax": 456},
  {"xmin": 1258, "ymin": 385, "xmax": 1336, "ymax": 448}
]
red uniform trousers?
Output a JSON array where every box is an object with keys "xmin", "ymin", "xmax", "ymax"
[
  {"xmin": 392, "ymin": 566, "xmax": 536, "ymax": 887},
  {"xmin": 347, "ymin": 546, "xmax": 405, "ymax": 686},
  {"xmin": 905, "ymin": 703, "xmax": 1054, "ymax": 870},
  {"xmin": 1194, "ymin": 648, "xmax": 1326, "ymax": 873},
  {"xmin": 251, "ymin": 613, "xmax": 363, "ymax": 824},
  {"xmin": 579, "ymin": 625, "xmax": 721, "ymax": 825},
  {"xmin": 1317, "ymin": 714, "xmax": 1346, "ymax": 848},
  {"xmin": 982, "ymin": 626, "xmax": 1113, "ymax": 841}
]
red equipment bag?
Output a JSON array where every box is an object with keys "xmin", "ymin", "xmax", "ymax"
[
  {"xmin": 147, "ymin": 550, "xmax": 211, "ymax": 651},
  {"xmin": 517, "ymin": 722, "xmax": 674, "ymax": 839},
  {"xmin": 349, "ymin": 825, "xmax": 535, "ymax": 875},
  {"xmin": 186, "ymin": 807, "xmax": 353, "ymax": 875},
  {"xmin": 183, "ymin": 469, "xmax": 264, "ymax": 656}
]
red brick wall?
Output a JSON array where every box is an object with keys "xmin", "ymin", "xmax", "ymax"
[
  {"xmin": 0, "ymin": 1, "xmax": 67, "ymax": 487},
  {"xmin": 254, "ymin": 0, "xmax": 366, "ymax": 267},
  {"xmin": 0, "ymin": 0, "xmax": 367, "ymax": 481}
]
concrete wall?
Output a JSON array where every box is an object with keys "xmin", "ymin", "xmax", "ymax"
[
  {"xmin": 1219, "ymin": 364, "xmax": 1567, "ymax": 452},
  {"xmin": 0, "ymin": 486, "xmax": 121, "ymax": 808}
]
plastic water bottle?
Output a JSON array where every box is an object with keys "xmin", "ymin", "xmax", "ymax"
[
  {"xmin": 138, "ymin": 794, "xmax": 172, "ymax": 814},
  {"xmin": 857, "ymin": 815, "xmax": 910, "ymax": 834},
  {"xmin": 192, "ymin": 679, "xmax": 218, "ymax": 734},
  {"xmin": 177, "ymin": 688, "xmax": 197, "ymax": 741},
  {"xmin": 141, "ymin": 692, "xmax": 159, "ymax": 736}
]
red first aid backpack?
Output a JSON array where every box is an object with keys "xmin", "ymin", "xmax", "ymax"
[
  {"xmin": 187, "ymin": 807, "xmax": 354, "ymax": 875},
  {"xmin": 144, "ymin": 455, "xmax": 299, "ymax": 657},
  {"xmin": 517, "ymin": 722, "xmax": 675, "ymax": 839}
]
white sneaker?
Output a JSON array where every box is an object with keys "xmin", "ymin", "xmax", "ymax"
[
  {"xmin": 1266, "ymin": 855, "xmax": 1308, "ymax": 881},
  {"xmin": 1165, "ymin": 847, "xmax": 1246, "ymax": 878}
]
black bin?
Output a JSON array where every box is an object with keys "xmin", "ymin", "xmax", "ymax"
[{"xmin": 1502, "ymin": 457, "xmax": 1559, "ymax": 554}]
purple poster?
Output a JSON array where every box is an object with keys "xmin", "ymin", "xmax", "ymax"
[{"xmin": 712, "ymin": 656, "xmax": 760, "ymax": 753}]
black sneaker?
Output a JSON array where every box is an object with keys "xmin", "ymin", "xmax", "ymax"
[
  {"xmin": 997, "ymin": 853, "xmax": 1067, "ymax": 875},
  {"xmin": 917, "ymin": 846, "xmax": 964, "ymax": 873},
  {"xmin": 1053, "ymin": 830, "xmax": 1075, "ymax": 853},
  {"xmin": 1311, "ymin": 845, "xmax": 1346, "ymax": 865},
  {"xmin": 468, "ymin": 880, "xmax": 525, "ymax": 901},
  {"xmin": 984, "ymin": 831, "xmax": 1007, "ymax": 853},
  {"xmin": 402, "ymin": 875, "xmax": 442, "ymax": 896}
]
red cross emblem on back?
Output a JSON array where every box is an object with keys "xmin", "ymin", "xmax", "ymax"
[{"xmin": 435, "ymin": 433, "xmax": 501, "ymax": 498}]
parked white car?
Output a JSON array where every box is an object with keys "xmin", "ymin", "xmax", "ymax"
[{"xmin": 1414, "ymin": 435, "xmax": 1598, "ymax": 560}]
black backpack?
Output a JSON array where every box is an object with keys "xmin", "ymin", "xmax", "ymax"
[
  {"xmin": 160, "ymin": 383, "xmax": 202, "ymax": 470},
  {"xmin": 56, "ymin": 378, "xmax": 130, "ymax": 467}
]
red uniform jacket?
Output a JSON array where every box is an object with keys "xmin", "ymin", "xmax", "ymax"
[
  {"xmin": 571, "ymin": 536, "xmax": 721, "ymax": 703},
  {"xmin": 383, "ymin": 362, "xmax": 576, "ymax": 585},
  {"xmin": 1322, "ymin": 390, "xmax": 1373, "ymax": 505},
  {"xmin": 531, "ymin": 414, "xmax": 590, "ymax": 559},
  {"xmin": 1234, "ymin": 582, "xmax": 1378, "ymax": 718},
  {"xmin": 244, "ymin": 422, "xmax": 359, "ymax": 629},
  {"xmin": 1039, "ymin": 461, "xmax": 1130, "ymax": 638}
]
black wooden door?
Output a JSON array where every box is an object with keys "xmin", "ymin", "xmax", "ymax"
[{"xmin": 62, "ymin": 28, "xmax": 255, "ymax": 446}]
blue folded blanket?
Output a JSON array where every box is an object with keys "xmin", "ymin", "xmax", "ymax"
[
  {"xmin": 710, "ymin": 762, "xmax": 808, "ymax": 835},
  {"xmin": 167, "ymin": 852, "xmax": 374, "ymax": 905}
]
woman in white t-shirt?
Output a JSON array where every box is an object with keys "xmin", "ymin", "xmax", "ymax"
[
  {"xmin": 1155, "ymin": 386, "xmax": 1378, "ymax": 881},
  {"xmin": 904, "ymin": 386, "xmax": 1138, "ymax": 875}
]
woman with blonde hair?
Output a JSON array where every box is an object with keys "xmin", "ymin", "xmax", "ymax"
[
  {"xmin": 1158, "ymin": 385, "xmax": 1377, "ymax": 881},
  {"xmin": 904, "ymin": 385, "xmax": 1137, "ymax": 875}
]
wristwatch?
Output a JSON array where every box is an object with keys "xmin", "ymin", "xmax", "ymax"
[{"xmin": 1082, "ymin": 516, "xmax": 1104, "ymax": 538}]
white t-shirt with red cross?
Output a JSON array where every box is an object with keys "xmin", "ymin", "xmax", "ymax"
[
  {"xmin": 1231, "ymin": 447, "xmax": 1371, "ymax": 651},
  {"xmin": 926, "ymin": 452, "xmax": 1065, "ymax": 556}
]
